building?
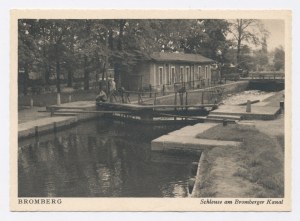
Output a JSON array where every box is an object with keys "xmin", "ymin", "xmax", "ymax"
[{"xmin": 122, "ymin": 52, "xmax": 215, "ymax": 91}]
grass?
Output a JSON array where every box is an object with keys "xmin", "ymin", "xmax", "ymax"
[
  {"xmin": 196, "ymin": 124, "xmax": 284, "ymax": 198},
  {"xmin": 18, "ymin": 89, "xmax": 99, "ymax": 107}
]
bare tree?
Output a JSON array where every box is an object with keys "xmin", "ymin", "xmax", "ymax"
[{"xmin": 229, "ymin": 19, "xmax": 269, "ymax": 68}]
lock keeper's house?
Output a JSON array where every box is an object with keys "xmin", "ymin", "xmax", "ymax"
[{"xmin": 122, "ymin": 52, "xmax": 216, "ymax": 92}]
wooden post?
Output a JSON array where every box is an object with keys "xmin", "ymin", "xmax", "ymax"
[
  {"xmin": 185, "ymin": 91, "xmax": 188, "ymax": 110},
  {"xmin": 53, "ymin": 122, "xmax": 57, "ymax": 133},
  {"xmin": 50, "ymin": 108, "xmax": 54, "ymax": 117},
  {"xmin": 30, "ymin": 98, "xmax": 33, "ymax": 108},
  {"xmin": 57, "ymin": 93, "xmax": 61, "ymax": 105},
  {"xmin": 246, "ymin": 100, "xmax": 251, "ymax": 113},
  {"xmin": 149, "ymin": 84, "xmax": 152, "ymax": 98},
  {"xmin": 121, "ymin": 91, "xmax": 124, "ymax": 103},
  {"xmin": 174, "ymin": 92, "xmax": 177, "ymax": 120},
  {"xmin": 35, "ymin": 126, "xmax": 39, "ymax": 137},
  {"xmin": 154, "ymin": 92, "xmax": 157, "ymax": 106},
  {"xmin": 201, "ymin": 91, "xmax": 204, "ymax": 104},
  {"xmin": 280, "ymin": 101, "xmax": 284, "ymax": 111},
  {"xmin": 138, "ymin": 93, "xmax": 141, "ymax": 104}
]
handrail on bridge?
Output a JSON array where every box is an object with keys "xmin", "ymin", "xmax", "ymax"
[{"xmin": 250, "ymin": 72, "xmax": 285, "ymax": 80}]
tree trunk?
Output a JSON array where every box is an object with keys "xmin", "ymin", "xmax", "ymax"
[
  {"xmin": 114, "ymin": 63, "xmax": 121, "ymax": 89},
  {"xmin": 56, "ymin": 60, "xmax": 61, "ymax": 93},
  {"xmin": 237, "ymin": 38, "xmax": 241, "ymax": 67},
  {"xmin": 23, "ymin": 64, "xmax": 29, "ymax": 95},
  {"xmin": 67, "ymin": 69, "xmax": 73, "ymax": 87},
  {"xmin": 45, "ymin": 64, "xmax": 51, "ymax": 85},
  {"xmin": 117, "ymin": 20, "xmax": 126, "ymax": 51},
  {"xmin": 114, "ymin": 20, "xmax": 126, "ymax": 88},
  {"xmin": 236, "ymin": 19, "xmax": 243, "ymax": 68},
  {"xmin": 108, "ymin": 28, "xmax": 114, "ymax": 50},
  {"xmin": 84, "ymin": 56, "xmax": 89, "ymax": 90}
]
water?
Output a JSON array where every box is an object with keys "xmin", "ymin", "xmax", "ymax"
[
  {"xmin": 18, "ymin": 119, "xmax": 200, "ymax": 197},
  {"xmin": 222, "ymin": 90, "xmax": 275, "ymax": 105}
]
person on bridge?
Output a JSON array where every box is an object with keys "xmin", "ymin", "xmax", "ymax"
[
  {"xmin": 96, "ymin": 89, "xmax": 107, "ymax": 102},
  {"xmin": 108, "ymin": 79, "xmax": 117, "ymax": 102},
  {"xmin": 178, "ymin": 86, "xmax": 186, "ymax": 106}
]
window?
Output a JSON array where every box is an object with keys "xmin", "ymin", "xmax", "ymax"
[
  {"xmin": 186, "ymin": 66, "xmax": 190, "ymax": 82},
  {"xmin": 198, "ymin": 66, "xmax": 202, "ymax": 80},
  {"xmin": 159, "ymin": 66, "xmax": 163, "ymax": 85},
  {"xmin": 180, "ymin": 66, "xmax": 184, "ymax": 82},
  {"xmin": 205, "ymin": 66, "xmax": 208, "ymax": 79},
  {"xmin": 171, "ymin": 66, "xmax": 175, "ymax": 83},
  {"xmin": 166, "ymin": 66, "xmax": 170, "ymax": 84},
  {"xmin": 191, "ymin": 66, "xmax": 194, "ymax": 82}
]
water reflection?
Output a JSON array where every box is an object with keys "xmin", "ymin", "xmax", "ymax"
[{"xmin": 19, "ymin": 119, "xmax": 199, "ymax": 197}]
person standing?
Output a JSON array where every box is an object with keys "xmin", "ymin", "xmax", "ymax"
[
  {"xmin": 109, "ymin": 79, "xmax": 117, "ymax": 102},
  {"xmin": 96, "ymin": 89, "xmax": 107, "ymax": 102}
]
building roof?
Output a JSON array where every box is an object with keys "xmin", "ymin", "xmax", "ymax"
[{"xmin": 150, "ymin": 52, "xmax": 214, "ymax": 64}]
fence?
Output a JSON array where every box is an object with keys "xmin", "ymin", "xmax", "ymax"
[
  {"xmin": 250, "ymin": 72, "xmax": 285, "ymax": 80},
  {"xmin": 114, "ymin": 84, "xmax": 225, "ymax": 107},
  {"xmin": 146, "ymin": 78, "xmax": 228, "ymax": 96}
]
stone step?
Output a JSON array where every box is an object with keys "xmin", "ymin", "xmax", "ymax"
[
  {"xmin": 151, "ymin": 122, "xmax": 241, "ymax": 152},
  {"xmin": 151, "ymin": 135, "xmax": 241, "ymax": 152},
  {"xmin": 207, "ymin": 114, "xmax": 241, "ymax": 120},
  {"xmin": 53, "ymin": 113, "xmax": 78, "ymax": 116},
  {"xmin": 204, "ymin": 118, "xmax": 237, "ymax": 123},
  {"xmin": 56, "ymin": 109, "xmax": 84, "ymax": 112},
  {"xmin": 168, "ymin": 123, "xmax": 217, "ymax": 137}
]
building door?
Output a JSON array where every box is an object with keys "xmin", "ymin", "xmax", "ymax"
[
  {"xmin": 171, "ymin": 66, "xmax": 175, "ymax": 84},
  {"xmin": 159, "ymin": 67, "xmax": 163, "ymax": 85},
  {"xmin": 180, "ymin": 66, "xmax": 184, "ymax": 83}
]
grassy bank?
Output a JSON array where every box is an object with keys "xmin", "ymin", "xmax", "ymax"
[
  {"xmin": 196, "ymin": 123, "xmax": 284, "ymax": 198},
  {"xmin": 18, "ymin": 89, "xmax": 99, "ymax": 107}
]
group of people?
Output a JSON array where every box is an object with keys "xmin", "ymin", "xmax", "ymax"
[
  {"xmin": 96, "ymin": 78, "xmax": 125, "ymax": 103},
  {"xmin": 96, "ymin": 79, "xmax": 187, "ymax": 104}
]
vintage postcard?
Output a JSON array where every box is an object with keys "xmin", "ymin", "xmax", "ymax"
[{"xmin": 10, "ymin": 9, "xmax": 291, "ymax": 211}]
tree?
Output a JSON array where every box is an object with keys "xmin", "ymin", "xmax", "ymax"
[
  {"xmin": 182, "ymin": 19, "xmax": 231, "ymax": 62},
  {"xmin": 273, "ymin": 46, "xmax": 285, "ymax": 71},
  {"xmin": 18, "ymin": 20, "xmax": 40, "ymax": 95},
  {"xmin": 229, "ymin": 19, "xmax": 269, "ymax": 68}
]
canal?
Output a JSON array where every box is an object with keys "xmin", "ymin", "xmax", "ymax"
[{"xmin": 18, "ymin": 119, "xmax": 199, "ymax": 197}]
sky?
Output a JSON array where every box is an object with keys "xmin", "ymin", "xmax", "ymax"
[{"xmin": 261, "ymin": 19, "xmax": 285, "ymax": 51}]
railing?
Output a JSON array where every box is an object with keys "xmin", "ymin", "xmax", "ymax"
[
  {"xmin": 111, "ymin": 84, "xmax": 224, "ymax": 108},
  {"xmin": 250, "ymin": 72, "xmax": 284, "ymax": 80},
  {"xmin": 147, "ymin": 78, "xmax": 227, "ymax": 96}
]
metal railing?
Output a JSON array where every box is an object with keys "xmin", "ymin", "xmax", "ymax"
[
  {"xmin": 250, "ymin": 72, "xmax": 284, "ymax": 80},
  {"xmin": 111, "ymin": 83, "xmax": 224, "ymax": 107}
]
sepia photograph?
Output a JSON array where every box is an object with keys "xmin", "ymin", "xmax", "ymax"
[{"xmin": 10, "ymin": 9, "xmax": 291, "ymax": 211}]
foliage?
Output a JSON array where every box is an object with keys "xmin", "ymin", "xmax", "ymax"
[
  {"xmin": 229, "ymin": 19, "xmax": 269, "ymax": 68},
  {"xmin": 18, "ymin": 19, "xmax": 274, "ymax": 94},
  {"xmin": 273, "ymin": 46, "xmax": 285, "ymax": 71}
]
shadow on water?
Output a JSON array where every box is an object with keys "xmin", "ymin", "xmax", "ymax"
[{"xmin": 18, "ymin": 118, "xmax": 200, "ymax": 197}]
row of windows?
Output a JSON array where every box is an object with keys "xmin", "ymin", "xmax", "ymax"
[{"xmin": 157, "ymin": 65, "xmax": 209, "ymax": 85}]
